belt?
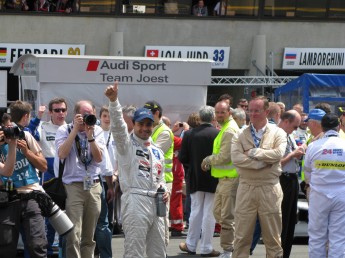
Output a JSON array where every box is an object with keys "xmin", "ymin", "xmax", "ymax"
[
  {"xmin": 282, "ymin": 172, "xmax": 298, "ymax": 178},
  {"xmin": 129, "ymin": 188, "xmax": 157, "ymax": 198}
]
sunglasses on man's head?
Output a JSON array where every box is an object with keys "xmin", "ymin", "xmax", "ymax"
[{"xmin": 52, "ymin": 108, "xmax": 67, "ymax": 113}]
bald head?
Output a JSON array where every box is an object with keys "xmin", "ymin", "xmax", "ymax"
[
  {"xmin": 215, "ymin": 101, "xmax": 231, "ymax": 125},
  {"xmin": 279, "ymin": 110, "xmax": 301, "ymax": 134}
]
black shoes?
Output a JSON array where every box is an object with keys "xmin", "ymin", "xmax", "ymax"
[{"xmin": 171, "ymin": 230, "xmax": 187, "ymax": 237}]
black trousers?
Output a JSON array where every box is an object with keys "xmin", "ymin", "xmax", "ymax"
[{"xmin": 280, "ymin": 173, "xmax": 299, "ymax": 258}]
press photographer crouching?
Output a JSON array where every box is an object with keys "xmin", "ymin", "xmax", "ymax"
[{"xmin": 0, "ymin": 101, "xmax": 50, "ymax": 258}]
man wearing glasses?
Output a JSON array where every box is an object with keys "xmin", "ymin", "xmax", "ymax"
[
  {"xmin": 237, "ymin": 98, "xmax": 248, "ymax": 111},
  {"xmin": 231, "ymin": 96, "xmax": 287, "ymax": 258},
  {"xmin": 27, "ymin": 98, "xmax": 68, "ymax": 256}
]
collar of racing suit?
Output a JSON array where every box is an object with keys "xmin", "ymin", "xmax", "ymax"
[{"xmin": 132, "ymin": 132, "xmax": 152, "ymax": 147}]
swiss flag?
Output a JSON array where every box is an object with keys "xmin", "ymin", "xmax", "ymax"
[{"xmin": 146, "ymin": 49, "xmax": 159, "ymax": 58}]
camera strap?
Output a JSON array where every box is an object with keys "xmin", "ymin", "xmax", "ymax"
[
  {"xmin": 106, "ymin": 131, "xmax": 111, "ymax": 149},
  {"xmin": 72, "ymin": 124, "xmax": 92, "ymax": 171}
]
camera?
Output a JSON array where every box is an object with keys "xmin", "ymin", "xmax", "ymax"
[
  {"xmin": 31, "ymin": 191, "xmax": 74, "ymax": 236},
  {"xmin": 48, "ymin": 203, "xmax": 74, "ymax": 236},
  {"xmin": 83, "ymin": 113, "xmax": 97, "ymax": 126},
  {"xmin": 0, "ymin": 126, "xmax": 25, "ymax": 140}
]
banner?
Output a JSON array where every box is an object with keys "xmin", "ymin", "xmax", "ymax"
[
  {"xmin": 145, "ymin": 46, "xmax": 230, "ymax": 69},
  {"xmin": 282, "ymin": 48, "xmax": 345, "ymax": 70},
  {"xmin": 0, "ymin": 43, "xmax": 85, "ymax": 67}
]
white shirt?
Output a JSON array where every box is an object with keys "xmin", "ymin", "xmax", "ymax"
[{"xmin": 304, "ymin": 130, "xmax": 345, "ymax": 198}]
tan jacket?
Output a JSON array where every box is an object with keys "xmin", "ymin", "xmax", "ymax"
[{"xmin": 231, "ymin": 123, "xmax": 287, "ymax": 185}]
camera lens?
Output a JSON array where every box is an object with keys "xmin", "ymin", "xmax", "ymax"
[{"xmin": 83, "ymin": 113, "xmax": 97, "ymax": 126}]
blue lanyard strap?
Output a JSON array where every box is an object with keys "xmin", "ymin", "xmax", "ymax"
[{"xmin": 250, "ymin": 125, "xmax": 261, "ymax": 148}]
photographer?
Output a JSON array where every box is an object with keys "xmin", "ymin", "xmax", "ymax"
[
  {"xmin": 0, "ymin": 101, "xmax": 48, "ymax": 258},
  {"xmin": 55, "ymin": 100, "xmax": 104, "ymax": 258}
]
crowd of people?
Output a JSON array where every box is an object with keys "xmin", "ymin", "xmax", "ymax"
[
  {"xmin": 1, "ymin": 81, "xmax": 345, "ymax": 258},
  {"xmin": 2, "ymin": 0, "xmax": 227, "ymax": 16}
]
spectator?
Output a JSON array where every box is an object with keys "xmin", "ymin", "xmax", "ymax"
[
  {"xmin": 201, "ymin": 100, "xmax": 240, "ymax": 258},
  {"xmin": 213, "ymin": 0, "xmax": 226, "ymax": 16},
  {"xmin": 193, "ymin": 0, "xmax": 208, "ymax": 16},
  {"xmin": 304, "ymin": 113, "xmax": 345, "ymax": 258},
  {"xmin": 232, "ymin": 108, "xmax": 246, "ymax": 129},
  {"xmin": 293, "ymin": 103, "xmax": 303, "ymax": 114},
  {"xmin": 178, "ymin": 105, "xmax": 220, "ymax": 257},
  {"xmin": 0, "ymin": 100, "xmax": 48, "ymax": 257},
  {"xmin": 56, "ymin": 0, "xmax": 73, "ymax": 13},
  {"xmin": 144, "ymin": 100, "xmax": 174, "ymax": 247},
  {"xmin": 278, "ymin": 110, "xmax": 304, "ymax": 258},
  {"xmin": 27, "ymin": 98, "xmax": 68, "ymax": 257},
  {"xmin": 218, "ymin": 94, "xmax": 233, "ymax": 107},
  {"xmin": 231, "ymin": 96, "xmax": 287, "ymax": 258},
  {"xmin": 167, "ymin": 118, "xmax": 188, "ymax": 237},
  {"xmin": 315, "ymin": 102, "xmax": 331, "ymax": 114},
  {"xmin": 183, "ymin": 112, "xmax": 201, "ymax": 229},
  {"xmin": 122, "ymin": 105, "xmax": 137, "ymax": 133},
  {"xmin": 301, "ymin": 108, "xmax": 326, "ymax": 201},
  {"xmin": 187, "ymin": 112, "xmax": 201, "ymax": 129},
  {"xmin": 267, "ymin": 101, "xmax": 281, "ymax": 124},
  {"xmin": 237, "ymin": 98, "xmax": 248, "ymax": 111},
  {"xmin": 276, "ymin": 102, "xmax": 286, "ymax": 116},
  {"xmin": 55, "ymin": 100, "xmax": 104, "ymax": 258},
  {"xmin": 94, "ymin": 105, "xmax": 117, "ymax": 258},
  {"xmin": 292, "ymin": 112, "xmax": 309, "ymax": 144},
  {"xmin": 105, "ymin": 82, "xmax": 169, "ymax": 257},
  {"xmin": 338, "ymin": 107, "xmax": 345, "ymax": 139}
]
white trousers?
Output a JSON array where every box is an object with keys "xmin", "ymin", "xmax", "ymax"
[
  {"xmin": 186, "ymin": 191, "xmax": 216, "ymax": 254},
  {"xmin": 309, "ymin": 189, "xmax": 345, "ymax": 258}
]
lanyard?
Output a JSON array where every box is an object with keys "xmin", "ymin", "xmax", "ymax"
[
  {"xmin": 106, "ymin": 131, "xmax": 112, "ymax": 149},
  {"xmin": 250, "ymin": 125, "xmax": 261, "ymax": 148},
  {"xmin": 74, "ymin": 131, "xmax": 93, "ymax": 171}
]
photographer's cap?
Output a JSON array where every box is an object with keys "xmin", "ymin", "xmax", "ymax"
[
  {"xmin": 133, "ymin": 108, "xmax": 154, "ymax": 122},
  {"xmin": 321, "ymin": 113, "xmax": 339, "ymax": 129},
  {"xmin": 304, "ymin": 109, "xmax": 326, "ymax": 122}
]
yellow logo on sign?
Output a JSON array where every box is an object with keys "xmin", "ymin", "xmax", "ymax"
[
  {"xmin": 68, "ymin": 48, "xmax": 81, "ymax": 55},
  {"xmin": 315, "ymin": 160, "xmax": 345, "ymax": 170}
]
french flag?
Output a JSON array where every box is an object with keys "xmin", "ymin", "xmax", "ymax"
[{"xmin": 285, "ymin": 53, "xmax": 297, "ymax": 59}]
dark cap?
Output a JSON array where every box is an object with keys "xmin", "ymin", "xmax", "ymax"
[
  {"xmin": 321, "ymin": 113, "xmax": 339, "ymax": 129},
  {"xmin": 133, "ymin": 108, "xmax": 154, "ymax": 122},
  {"xmin": 144, "ymin": 101, "xmax": 162, "ymax": 113}
]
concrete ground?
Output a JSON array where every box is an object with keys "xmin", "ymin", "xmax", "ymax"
[{"xmin": 111, "ymin": 233, "xmax": 309, "ymax": 258}]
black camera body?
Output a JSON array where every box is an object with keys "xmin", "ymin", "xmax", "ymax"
[
  {"xmin": 83, "ymin": 113, "xmax": 97, "ymax": 126},
  {"xmin": 0, "ymin": 126, "xmax": 25, "ymax": 140}
]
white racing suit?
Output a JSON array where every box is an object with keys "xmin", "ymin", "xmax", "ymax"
[{"xmin": 109, "ymin": 100, "xmax": 166, "ymax": 258}]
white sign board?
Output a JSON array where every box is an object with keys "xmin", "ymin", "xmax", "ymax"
[
  {"xmin": 282, "ymin": 47, "xmax": 345, "ymax": 70},
  {"xmin": 0, "ymin": 43, "xmax": 85, "ymax": 67},
  {"xmin": 10, "ymin": 55, "xmax": 212, "ymax": 123},
  {"xmin": 145, "ymin": 46, "xmax": 230, "ymax": 69},
  {"xmin": 13, "ymin": 55, "xmax": 210, "ymax": 85}
]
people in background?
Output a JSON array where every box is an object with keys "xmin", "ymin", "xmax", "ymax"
[
  {"xmin": 193, "ymin": 0, "xmax": 208, "ymax": 16},
  {"xmin": 179, "ymin": 105, "xmax": 220, "ymax": 257},
  {"xmin": 213, "ymin": 0, "xmax": 226, "ymax": 16},
  {"xmin": 237, "ymin": 98, "xmax": 248, "ymax": 111}
]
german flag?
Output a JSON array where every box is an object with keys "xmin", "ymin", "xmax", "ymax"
[{"xmin": 0, "ymin": 48, "xmax": 7, "ymax": 57}]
